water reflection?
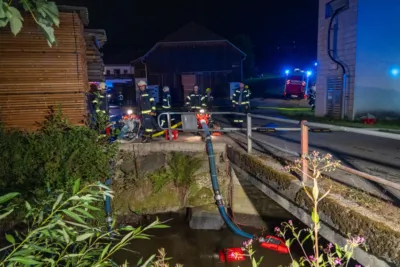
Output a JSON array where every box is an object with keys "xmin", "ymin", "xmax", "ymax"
[{"xmin": 116, "ymin": 213, "xmax": 293, "ymax": 267}]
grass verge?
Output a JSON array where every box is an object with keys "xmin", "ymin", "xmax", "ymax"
[{"xmin": 259, "ymin": 107, "xmax": 400, "ymax": 130}]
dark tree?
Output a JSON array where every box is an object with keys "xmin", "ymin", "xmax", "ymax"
[{"xmin": 232, "ymin": 34, "xmax": 256, "ymax": 79}]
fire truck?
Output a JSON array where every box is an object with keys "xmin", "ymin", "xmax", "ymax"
[{"xmin": 283, "ymin": 68, "xmax": 312, "ymax": 100}]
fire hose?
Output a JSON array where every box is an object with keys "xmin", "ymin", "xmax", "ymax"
[{"xmin": 200, "ymin": 119, "xmax": 289, "ymax": 262}]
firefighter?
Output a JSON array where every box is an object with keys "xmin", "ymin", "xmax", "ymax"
[
  {"xmin": 232, "ymin": 82, "xmax": 250, "ymax": 127},
  {"xmin": 201, "ymin": 87, "xmax": 214, "ymax": 110},
  {"xmin": 245, "ymin": 84, "xmax": 251, "ymax": 110},
  {"xmin": 161, "ymin": 86, "xmax": 175, "ymax": 127},
  {"xmin": 185, "ymin": 84, "xmax": 202, "ymax": 111},
  {"xmin": 137, "ymin": 80, "xmax": 156, "ymax": 143},
  {"xmin": 117, "ymin": 92, "xmax": 124, "ymax": 107}
]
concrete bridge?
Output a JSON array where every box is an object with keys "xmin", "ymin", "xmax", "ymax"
[{"xmin": 117, "ymin": 134, "xmax": 400, "ymax": 267}]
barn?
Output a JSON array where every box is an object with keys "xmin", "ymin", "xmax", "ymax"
[
  {"xmin": 131, "ymin": 22, "xmax": 246, "ymax": 104},
  {"xmin": 0, "ymin": 6, "xmax": 106, "ymax": 130}
]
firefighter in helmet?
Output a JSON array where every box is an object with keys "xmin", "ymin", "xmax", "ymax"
[
  {"xmin": 137, "ymin": 80, "xmax": 156, "ymax": 143},
  {"xmin": 231, "ymin": 82, "xmax": 250, "ymax": 127},
  {"xmin": 161, "ymin": 86, "xmax": 175, "ymax": 127}
]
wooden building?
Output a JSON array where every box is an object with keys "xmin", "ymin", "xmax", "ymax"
[
  {"xmin": 132, "ymin": 22, "xmax": 246, "ymax": 104},
  {"xmin": 0, "ymin": 6, "xmax": 105, "ymax": 130}
]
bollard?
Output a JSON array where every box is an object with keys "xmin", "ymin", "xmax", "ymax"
[
  {"xmin": 300, "ymin": 120, "xmax": 309, "ymax": 182},
  {"xmin": 247, "ymin": 113, "xmax": 252, "ymax": 154},
  {"xmin": 167, "ymin": 112, "xmax": 172, "ymax": 141}
]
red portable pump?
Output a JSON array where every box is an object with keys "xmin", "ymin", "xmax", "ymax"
[
  {"xmin": 217, "ymin": 235, "xmax": 288, "ymax": 263},
  {"xmin": 218, "ymin": 247, "xmax": 246, "ymax": 263},
  {"xmin": 196, "ymin": 109, "xmax": 221, "ymax": 136}
]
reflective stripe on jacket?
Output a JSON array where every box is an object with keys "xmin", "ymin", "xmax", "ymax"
[
  {"xmin": 201, "ymin": 94, "xmax": 213, "ymax": 107},
  {"xmin": 232, "ymin": 89, "xmax": 250, "ymax": 105},
  {"xmin": 139, "ymin": 90, "xmax": 156, "ymax": 114},
  {"xmin": 186, "ymin": 92, "xmax": 202, "ymax": 109},
  {"xmin": 162, "ymin": 93, "xmax": 171, "ymax": 109}
]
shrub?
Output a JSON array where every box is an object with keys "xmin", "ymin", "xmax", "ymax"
[
  {"xmin": 0, "ymin": 180, "xmax": 170, "ymax": 267},
  {"xmin": 0, "ymin": 108, "xmax": 117, "ymax": 198}
]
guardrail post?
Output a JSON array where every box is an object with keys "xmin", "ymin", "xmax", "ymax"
[
  {"xmin": 300, "ymin": 120, "xmax": 309, "ymax": 182},
  {"xmin": 167, "ymin": 112, "xmax": 172, "ymax": 141},
  {"xmin": 247, "ymin": 113, "xmax": 252, "ymax": 154}
]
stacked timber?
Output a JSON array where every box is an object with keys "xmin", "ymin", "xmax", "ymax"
[
  {"xmin": 85, "ymin": 29, "xmax": 107, "ymax": 82},
  {"xmin": 0, "ymin": 11, "xmax": 88, "ymax": 131}
]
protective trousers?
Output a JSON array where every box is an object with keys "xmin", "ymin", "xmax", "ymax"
[
  {"xmin": 143, "ymin": 114, "xmax": 154, "ymax": 137},
  {"xmin": 234, "ymin": 105, "xmax": 245, "ymax": 126}
]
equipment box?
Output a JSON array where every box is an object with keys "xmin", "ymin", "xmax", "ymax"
[{"xmin": 181, "ymin": 114, "xmax": 197, "ymax": 132}]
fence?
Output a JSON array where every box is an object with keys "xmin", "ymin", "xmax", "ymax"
[{"xmin": 157, "ymin": 111, "xmax": 400, "ymax": 192}]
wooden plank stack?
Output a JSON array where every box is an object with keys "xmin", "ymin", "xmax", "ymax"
[
  {"xmin": 85, "ymin": 29, "xmax": 107, "ymax": 82},
  {"xmin": 0, "ymin": 11, "xmax": 89, "ymax": 131}
]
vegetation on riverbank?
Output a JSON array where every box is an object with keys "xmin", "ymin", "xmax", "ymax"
[{"xmin": 259, "ymin": 106, "xmax": 400, "ymax": 130}]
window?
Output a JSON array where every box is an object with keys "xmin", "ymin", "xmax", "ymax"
[
  {"xmin": 114, "ymin": 69, "xmax": 120, "ymax": 75},
  {"xmin": 106, "ymin": 70, "xmax": 110, "ymax": 75},
  {"xmin": 123, "ymin": 69, "xmax": 128, "ymax": 74}
]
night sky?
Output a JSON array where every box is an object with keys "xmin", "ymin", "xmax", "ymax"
[{"xmin": 61, "ymin": 0, "xmax": 319, "ymax": 73}]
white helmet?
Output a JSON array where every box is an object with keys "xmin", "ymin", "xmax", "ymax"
[
  {"xmin": 137, "ymin": 80, "xmax": 147, "ymax": 86},
  {"xmin": 163, "ymin": 86, "xmax": 169, "ymax": 92},
  {"xmin": 98, "ymin": 82, "xmax": 106, "ymax": 90}
]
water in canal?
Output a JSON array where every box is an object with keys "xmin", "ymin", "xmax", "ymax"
[{"xmin": 116, "ymin": 212, "xmax": 294, "ymax": 267}]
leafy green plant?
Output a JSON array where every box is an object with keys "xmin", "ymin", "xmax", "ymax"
[
  {"xmin": 0, "ymin": 179, "xmax": 170, "ymax": 266},
  {"xmin": 0, "ymin": 0, "xmax": 59, "ymax": 46},
  {"xmin": 244, "ymin": 151, "xmax": 366, "ymax": 267},
  {"xmin": 0, "ymin": 108, "xmax": 117, "ymax": 199},
  {"xmin": 168, "ymin": 152, "xmax": 202, "ymax": 189},
  {"xmin": 149, "ymin": 168, "xmax": 174, "ymax": 193},
  {"xmin": 151, "ymin": 152, "xmax": 203, "ymax": 205}
]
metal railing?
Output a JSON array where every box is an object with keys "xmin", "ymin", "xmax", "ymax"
[{"xmin": 157, "ymin": 111, "xmax": 400, "ymax": 192}]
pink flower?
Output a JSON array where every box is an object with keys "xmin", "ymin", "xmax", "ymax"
[
  {"xmin": 328, "ymin": 243, "xmax": 333, "ymax": 249},
  {"xmin": 334, "ymin": 258, "xmax": 342, "ymax": 265},
  {"xmin": 312, "ymin": 151, "xmax": 319, "ymax": 157},
  {"xmin": 308, "ymin": 255, "xmax": 315, "ymax": 262},
  {"xmin": 288, "ymin": 220, "xmax": 293, "ymax": 226},
  {"xmin": 242, "ymin": 239, "xmax": 253, "ymax": 248},
  {"xmin": 274, "ymin": 226, "xmax": 280, "ymax": 233},
  {"xmin": 355, "ymin": 265, "xmax": 362, "ymax": 267}
]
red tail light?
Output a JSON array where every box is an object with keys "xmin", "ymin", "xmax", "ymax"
[
  {"xmin": 218, "ymin": 248, "xmax": 246, "ymax": 262},
  {"xmin": 304, "ymin": 94, "xmax": 307, "ymax": 99},
  {"xmin": 260, "ymin": 236, "xmax": 289, "ymax": 254}
]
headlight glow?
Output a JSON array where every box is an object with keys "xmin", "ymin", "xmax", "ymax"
[
  {"xmin": 199, "ymin": 109, "xmax": 205, "ymax": 114},
  {"xmin": 127, "ymin": 109, "xmax": 133, "ymax": 115}
]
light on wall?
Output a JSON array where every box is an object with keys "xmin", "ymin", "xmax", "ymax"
[{"xmin": 391, "ymin": 68, "xmax": 399, "ymax": 77}]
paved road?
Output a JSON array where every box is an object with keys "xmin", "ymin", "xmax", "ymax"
[{"xmin": 212, "ymin": 100, "xmax": 400, "ymax": 203}]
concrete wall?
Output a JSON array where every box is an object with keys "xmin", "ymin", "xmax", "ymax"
[
  {"xmin": 352, "ymin": 0, "xmax": 400, "ymax": 119},
  {"xmin": 316, "ymin": 0, "xmax": 358, "ymax": 118}
]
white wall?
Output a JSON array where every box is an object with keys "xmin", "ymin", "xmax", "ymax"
[{"xmin": 104, "ymin": 65, "xmax": 134, "ymax": 75}]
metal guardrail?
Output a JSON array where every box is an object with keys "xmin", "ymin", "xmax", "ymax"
[{"xmin": 157, "ymin": 111, "xmax": 400, "ymax": 192}]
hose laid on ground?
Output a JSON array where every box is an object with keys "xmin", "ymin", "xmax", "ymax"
[
  {"xmin": 152, "ymin": 121, "xmax": 182, "ymax": 137},
  {"xmin": 200, "ymin": 119, "xmax": 254, "ymax": 239}
]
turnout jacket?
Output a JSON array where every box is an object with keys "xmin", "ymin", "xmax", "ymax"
[
  {"xmin": 201, "ymin": 94, "xmax": 214, "ymax": 108},
  {"xmin": 186, "ymin": 92, "xmax": 202, "ymax": 109},
  {"xmin": 162, "ymin": 92, "xmax": 171, "ymax": 109},
  {"xmin": 232, "ymin": 89, "xmax": 250, "ymax": 106},
  {"xmin": 138, "ymin": 89, "xmax": 156, "ymax": 114}
]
